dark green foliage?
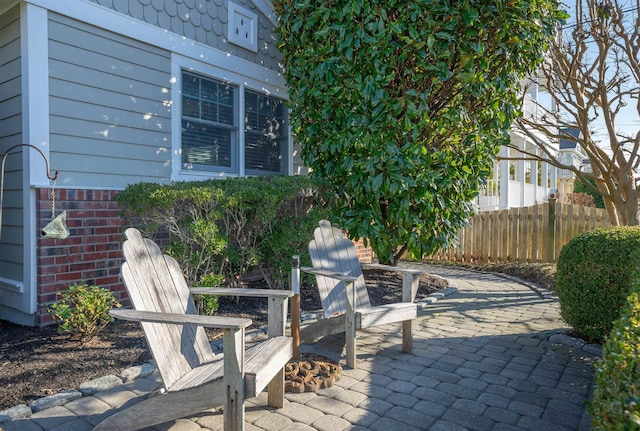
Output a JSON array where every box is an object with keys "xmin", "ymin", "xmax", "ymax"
[
  {"xmin": 274, "ymin": 0, "xmax": 567, "ymax": 264},
  {"xmin": 49, "ymin": 284, "xmax": 122, "ymax": 343},
  {"xmin": 591, "ymin": 290, "xmax": 640, "ymax": 430},
  {"xmin": 574, "ymin": 177, "xmax": 605, "ymax": 208},
  {"xmin": 555, "ymin": 227, "xmax": 640, "ymax": 342},
  {"xmin": 116, "ymin": 176, "xmax": 330, "ymax": 290}
]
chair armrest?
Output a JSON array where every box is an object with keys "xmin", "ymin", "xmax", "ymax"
[
  {"xmin": 361, "ymin": 263, "xmax": 423, "ymax": 275},
  {"xmin": 190, "ymin": 287, "xmax": 293, "ymax": 299},
  {"xmin": 110, "ymin": 308, "xmax": 252, "ymax": 330},
  {"xmin": 300, "ymin": 267, "xmax": 359, "ymax": 283},
  {"xmin": 190, "ymin": 287, "xmax": 292, "ymax": 338}
]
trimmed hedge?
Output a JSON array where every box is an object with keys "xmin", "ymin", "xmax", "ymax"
[
  {"xmin": 116, "ymin": 176, "xmax": 331, "ymax": 292},
  {"xmin": 555, "ymin": 226, "xmax": 640, "ymax": 342},
  {"xmin": 591, "ymin": 290, "xmax": 640, "ymax": 430}
]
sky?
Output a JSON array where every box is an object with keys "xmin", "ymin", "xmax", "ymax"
[{"xmin": 559, "ymin": 0, "xmax": 639, "ymax": 146}]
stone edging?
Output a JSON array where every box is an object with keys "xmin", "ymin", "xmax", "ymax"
[{"xmin": 0, "ymin": 363, "xmax": 157, "ymax": 424}]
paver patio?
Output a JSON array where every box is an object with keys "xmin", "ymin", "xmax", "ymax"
[{"xmin": 0, "ymin": 264, "xmax": 600, "ymax": 431}]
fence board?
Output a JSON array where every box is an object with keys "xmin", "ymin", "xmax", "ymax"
[{"xmin": 425, "ymin": 201, "xmax": 609, "ymax": 264}]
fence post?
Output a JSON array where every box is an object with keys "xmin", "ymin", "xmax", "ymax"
[{"xmin": 547, "ymin": 198, "xmax": 557, "ymax": 262}]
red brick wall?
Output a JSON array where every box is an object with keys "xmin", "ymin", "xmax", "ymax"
[
  {"xmin": 36, "ymin": 188, "xmax": 128, "ymax": 326},
  {"xmin": 353, "ymin": 238, "xmax": 374, "ymax": 263},
  {"xmin": 33, "ymin": 187, "xmax": 375, "ymax": 326}
]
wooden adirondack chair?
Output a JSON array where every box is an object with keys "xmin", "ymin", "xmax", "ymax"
[
  {"xmin": 94, "ymin": 228, "xmax": 293, "ymax": 431},
  {"xmin": 300, "ymin": 220, "xmax": 422, "ymax": 369}
]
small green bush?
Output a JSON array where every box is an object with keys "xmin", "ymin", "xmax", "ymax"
[
  {"xmin": 116, "ymin": 176, "xmax": 331, "ymax": 289},
  {"xmin": 48, "ymin": 284, "xmax": 121, "ymax": 342},
  {"xmin": 555, "ymin": 226, "xmax": 640, "ymax": 342},
  {"xmin": 192, "ymin": 273, "xmax": 224, "ymax": 315},
  {"xmin": 591, "ymin": 290, "xmax": 640, "ymax": 430}
]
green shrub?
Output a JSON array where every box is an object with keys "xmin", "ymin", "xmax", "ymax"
[
  {"xmin": 591, "ymin": 290, "xmax": 640, "ymax": 430},
  {"xmin": 555, "ymin": 226, "xmax": 640, "ymax": 342},
  {"xmin": 116, "ymin": 176, "xmax": 331, "ymax": 289},
  {"xmin": 48, "ymin": 284, "xmax": 121, "ymax": 342},
  {"xmin": 192, "ymin": 273, "xmax": 224, "ymax": 315}
]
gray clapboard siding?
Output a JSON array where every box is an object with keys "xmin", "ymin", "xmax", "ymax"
[
  {"xmin": 51, "ymin": 153, "xmax": 170, "ymax": 178},
  {"xmin": 0, "ymin": 5, "xmax": 24, "ymax": 282},
  {"xmin": 48, "ymin": 72, "xmax": 170, "ymax": 114},
  {"xmin": 87, "ymin": 0, "xmax": 282, "ymax": 72},
  {"xmin": 48, "ymin": 41, "xmax": 170, "ymax": 86},
  {"xmin": 0, "ymin": 74, "xmax": 20, "ymax": 102},
  {"xmin": 50, "ymin": 119, "xmax": 170, "ymax": 149},
  {"xmin": 51, "ymin": 97, "xmax": 171, "ymax": 132},
  {"xmin": 48, "ymin": 13, "xmax": 173, "ymax": 188}
]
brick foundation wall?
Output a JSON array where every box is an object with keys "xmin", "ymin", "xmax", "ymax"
[
  {"xmin": 353, "ymin": 238, "xmax": 374, "ymax": 263},
  {"xmin": 36, "ymin": 188, "xmax": 128, "ymax": 326},
  {"xmin": 33, "ymin": 187, "xmax": 375, "ymax": 326}
]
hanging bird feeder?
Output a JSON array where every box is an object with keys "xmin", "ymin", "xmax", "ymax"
[{"xmin": 0, "ymin": 144, "xmax": 69, "ymax": 240}]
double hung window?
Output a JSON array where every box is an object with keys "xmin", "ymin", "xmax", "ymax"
[{"xmin": 180, "ymin": 71, "xmax": 288, "ymax": 175}]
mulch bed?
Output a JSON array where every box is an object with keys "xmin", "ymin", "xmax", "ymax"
[{"xmin": 0, "ymin": 268, "xmax": 447, "ymax": 410}]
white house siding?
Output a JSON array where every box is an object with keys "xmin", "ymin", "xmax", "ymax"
[
  {"xmin": 0, "ymin": 5, "xmax": 26, "ymax": 301},
  {"xmin": 87, "ymin": 0, "xmax": 281, "ymax": 73},
  {"xmin": 48, "ymin": 12, "xmax": 173, "ymax": 189}
]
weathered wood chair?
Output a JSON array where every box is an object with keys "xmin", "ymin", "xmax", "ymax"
[
  {"xmin": 94, "ymin": 228, "xmax": 293, "ymax": 431},
  {"xmin": 300, "ymin": 220, "xmax": 422, "ymax": 369}
]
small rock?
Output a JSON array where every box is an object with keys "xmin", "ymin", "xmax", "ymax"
[
  {"xmin": 119, "ymin": 363, "xmax": 157, "ymax": 382},
  {"xmin": 0, "ymin": 404, "xmax": 32, "ymax": 423},
  {"xmin": 29, "ymin": 389, "xmax": 82, "ymax": 412},
  {"xmin": 549, "ymin": 333, "xmax": 585, "ymax": 349},
  {"xmin": 79, "ymin": 375, "xmax": 123, "ymax": 395}
]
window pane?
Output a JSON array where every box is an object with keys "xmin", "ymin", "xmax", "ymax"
[
  {"xmin": 219, "ymin": 85, "xmax": 234, "ymax": 105},
  {"xmin": 244, "ymin": 90, "xmax": 287, "ymax": 174},
  {"xmin": 183, "ymin": 96, "xmax": 200, "ymax": 118},
  {"xmin": 183, "ymin": 74, "xmax": 199, "ymax": 96},
  {"xmin": 219, "ymin": 105, "xmax": 234, "ymax": 125},
  {"xmin": 200, "ymin": 79, "xmax": 218, "ymax": 101},
  {"xmin": 201, "ymin": 100, "xmax": 217, "ymax": 122},
  {"xmin": 181, "ymin": 72, "xmax": 238, "ymax": 172},
  {"xmin": 245, "ymin": 133, "xmax": 285, "ymax": 173},
  {"xmin": 182, "ymin": 120, "xmax": 232, "ymax": 168}
]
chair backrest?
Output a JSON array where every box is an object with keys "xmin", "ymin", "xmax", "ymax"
[
  {"xmin": 309, "ymin": 220, "xmax": 371, "ymax": 318},
  {"xmin": 121, "ymin": 228, "xmax": 216, "ymax": 390}
]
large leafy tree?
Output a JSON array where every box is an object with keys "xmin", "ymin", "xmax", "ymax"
[
  {"xmin": 274, "ymin": 1, "xmax": 567, "ymax": 264},
  {"xmin": 513, "ymin": 0, "xmax": 640, "ymax": 226}
]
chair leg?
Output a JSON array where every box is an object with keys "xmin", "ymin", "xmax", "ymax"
[
  {"xmin": 267, "ymin": 368, "xmax": 285, "ymax": 408},
  {"xmin": 345, "ymin": 308, "xmax": 357, "ymax": 369},
  {"xmin": 223, "ymin": 328, "xmax": 245, "ymax": 431},
  {"xmin": 402, "ymin": 320, "xmax": 412, "ymax": 353},
  {"xmin": 345, "ymin": 281, "xmax": 357, "ymax": 368}
]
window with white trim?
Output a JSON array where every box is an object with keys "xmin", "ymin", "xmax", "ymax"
[{"xmin": 181, "ymin": 71, "xmax": 288, "ymax": 175}]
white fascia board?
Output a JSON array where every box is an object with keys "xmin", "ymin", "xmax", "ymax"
[{"xmin": 24, "ymin": 0, "xmax": 286, "ymax": 93}]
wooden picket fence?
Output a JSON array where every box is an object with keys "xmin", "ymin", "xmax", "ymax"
[{"xmin": 426, "ymin": 200, "xmax": 609, "ymax": 263}]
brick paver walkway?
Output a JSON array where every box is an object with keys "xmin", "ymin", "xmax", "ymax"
[{"xmin": 0, "ymin": 264, "xmax": 600, "ymax": 431}]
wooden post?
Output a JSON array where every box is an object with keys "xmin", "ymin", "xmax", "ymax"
[
  {"xmin": 291, "ymin": 255, "xmax": 301, "ymax": 359},
  {"xmin": 547, "ymin": 197, "xmax": 556, "ymax": 262}
]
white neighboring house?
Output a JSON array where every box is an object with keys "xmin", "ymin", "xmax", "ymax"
[{"xmin": 475, "ymin": 81, "xmax": 586, "ymax": 211}]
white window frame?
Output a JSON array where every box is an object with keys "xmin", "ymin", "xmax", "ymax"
[{"xmin": 171, "ymin": 55, "xmax": 291, "ymax": 180}]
